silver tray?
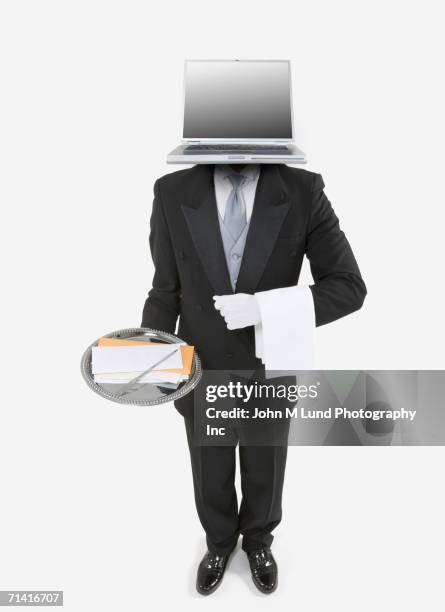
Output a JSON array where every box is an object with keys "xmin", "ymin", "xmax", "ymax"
[{"xmin": 80, "ymin": 327, "xmax": 202, "ymax": 406}]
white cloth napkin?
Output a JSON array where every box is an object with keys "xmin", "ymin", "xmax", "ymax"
[{"xmin": 254, "ymin": 285, "xmax": 316, "ymax": 371}]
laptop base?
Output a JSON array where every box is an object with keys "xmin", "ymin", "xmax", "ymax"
[{"xmin": 167, "ymin": 143, "xmax": 307, "ymax": 164}]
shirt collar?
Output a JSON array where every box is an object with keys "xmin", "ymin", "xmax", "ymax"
[{"xmin": 214, "ymin": 164, "xmax": 260, "ymax": 184}]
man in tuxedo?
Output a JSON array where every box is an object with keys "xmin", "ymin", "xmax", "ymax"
[{"xmin": 141, "ymin": 163, "xmax": 366, "ymax": 594}]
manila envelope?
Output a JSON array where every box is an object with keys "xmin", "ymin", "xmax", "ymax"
[{"xmin": 97, "ymin": 337, "xmax": 194, "ymax": 376}]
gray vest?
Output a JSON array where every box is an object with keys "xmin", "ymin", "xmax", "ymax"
[{"xmin": 217, "ymin": 211, "xmax": 251, "ymax": 292}]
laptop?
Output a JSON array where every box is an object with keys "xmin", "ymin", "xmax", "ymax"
[{"xmin": 167, "ymin": 59, "xmax": 306, "ymax": 165}]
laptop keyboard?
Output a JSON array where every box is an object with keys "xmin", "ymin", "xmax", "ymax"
[{"xmin": 184, "ymin": 144, "xmax": 289, "ymax": 153}]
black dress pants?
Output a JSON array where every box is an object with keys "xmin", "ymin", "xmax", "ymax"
[{"xmin": 184, "ymin": 416, "xmax": 289, "ymax": 555}]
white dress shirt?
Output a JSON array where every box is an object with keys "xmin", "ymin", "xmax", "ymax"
[{"xmin": 213, "ymin": 165, "xmax": 316, "ymax": 371}]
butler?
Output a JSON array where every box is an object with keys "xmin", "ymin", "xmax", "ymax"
[{"xmin": 141, "ymin": 163, "xmax": 366, "ymax": 595}]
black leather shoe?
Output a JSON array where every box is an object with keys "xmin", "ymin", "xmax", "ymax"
[
  {"xmin": 247, "ymin": 548, "xmax": 278, "ymax": 594},
  {"xmin": 196, "ymin": 550, "xmax": 231, "ymax": 595}
]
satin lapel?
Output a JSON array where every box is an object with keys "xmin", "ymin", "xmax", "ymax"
[
  {"xmin": 236, "ymin": 165, "xmax": 290, "ymax": 294},
  {"xmin": 181, "ymin": 166, "xmax": 233, "ymax": 296}
]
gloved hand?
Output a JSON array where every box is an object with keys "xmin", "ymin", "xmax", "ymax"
[{"xmin": 213, "ymin": 293, "xmax": 262, "ymax": 330}]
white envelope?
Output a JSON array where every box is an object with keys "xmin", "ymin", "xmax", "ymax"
[
  {"xmin": 93, "ymin": 371, "xmax": 188, "ymax": 385},
  {"xmin": 91, "ymin": 345, "xmax": 182, "ymax": 374}
]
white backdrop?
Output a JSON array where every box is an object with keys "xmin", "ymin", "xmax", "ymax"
[{"xmin": 0, "ymin": 1, "xmax": 444, "ymax": 610}]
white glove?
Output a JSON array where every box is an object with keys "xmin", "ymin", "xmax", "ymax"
[{"xmin": 213, "ymin": 293, "xmax": 262, "ymax": 330}]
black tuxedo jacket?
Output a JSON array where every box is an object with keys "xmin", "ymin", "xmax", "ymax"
[{"xmin": 141, "ymin": 164, "xmax": 366, "ymax": 417}]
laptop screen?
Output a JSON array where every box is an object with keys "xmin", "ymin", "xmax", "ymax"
[{"xmin": 183, "ymin": 60, "xmax": 293, "ymax": 140}]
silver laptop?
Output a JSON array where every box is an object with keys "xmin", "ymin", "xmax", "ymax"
[{"xmin": 167, "ymin": 59, "xmax": 306, "ymax": 165}]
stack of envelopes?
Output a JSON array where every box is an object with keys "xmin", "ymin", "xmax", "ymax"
[{"xmin": 92, "ymin": 337, "xmax": 194, "ymax": 388}]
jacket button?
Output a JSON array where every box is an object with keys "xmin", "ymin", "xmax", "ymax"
[
  {"xmin": 196, "ymin": 304, "xmax": 203, "ymax": 311},
  {"xmin": 225, "ymin": 352, "xmax": 233, "ymax": 359},
  {"xmin": 289, "ymin": 249, "xmax": 297, "ymax": 257},
  {"xmin": 179, "ymin": 250, "xmax": 186, "ymax": 260}
]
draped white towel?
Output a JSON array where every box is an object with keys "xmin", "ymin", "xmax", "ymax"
[{"xmin": 254, "ymin": 285, "xmax": 317, "ymax": 371}]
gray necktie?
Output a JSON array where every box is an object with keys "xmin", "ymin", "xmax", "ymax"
[{"xmin": 224, "ymin": 174, "xmax": 247, "ymax": 242}]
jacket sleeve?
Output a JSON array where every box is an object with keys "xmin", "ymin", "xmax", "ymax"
[
  {"xmin": 141, "ymin": 179, "xmax": 181, "ymax": 333},
  {"xmin": 307, "ymin": 174, "xmax": 367, "ymax": 327}
]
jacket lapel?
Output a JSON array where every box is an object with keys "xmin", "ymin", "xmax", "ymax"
[
  {"xmin": 181, "ymin": 164, "xmax": 291, "ymax": 297},
  {"xmin": 235, "ymin": 165, "xmax": 290, "ymax": 294},
  {"xmin": 181, "ymin": 166, "xmax": 233, "ymax": 295}
]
